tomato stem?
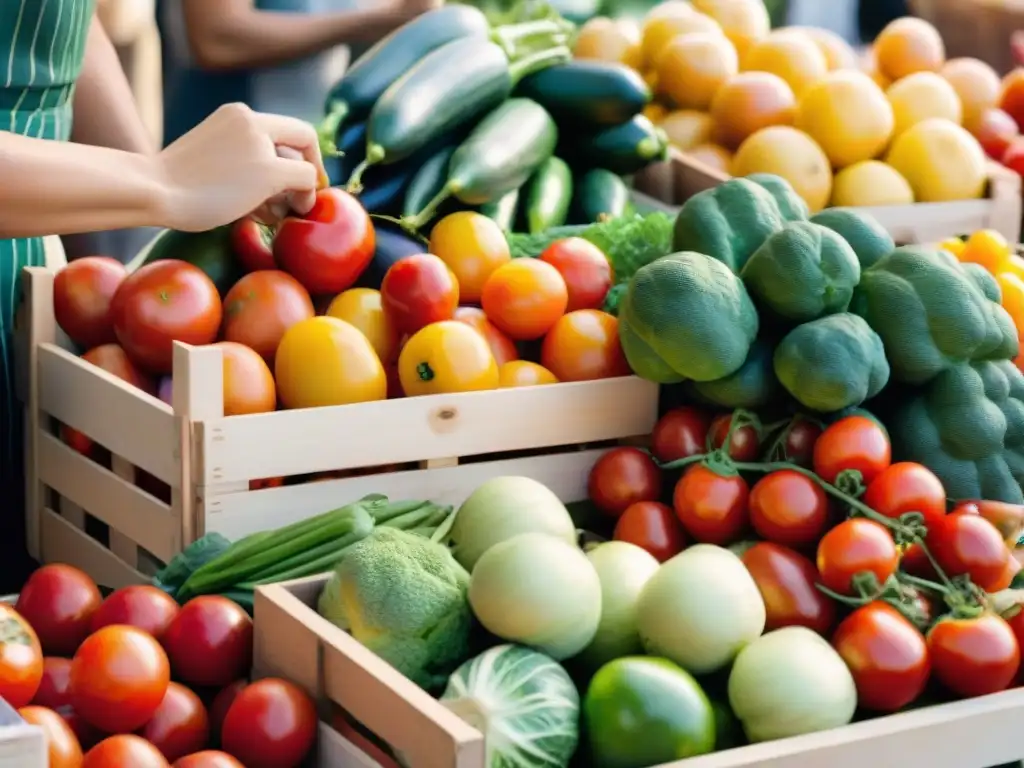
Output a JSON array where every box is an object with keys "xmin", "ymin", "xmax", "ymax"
[{"xmin": 416, "ymin": 362, "xmax": 435, "ymax": 382}]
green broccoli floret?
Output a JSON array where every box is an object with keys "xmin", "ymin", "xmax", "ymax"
[{"xmin": 317, "ymin": 527, "xmax": 473, "ymax": 691}]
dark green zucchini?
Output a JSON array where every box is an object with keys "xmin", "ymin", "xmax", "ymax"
[
  {"xmin": 479, "ymin": 188, "xmax": 521, "ymax": 232},
  {"xmin": 333, "ymin": 121, "xmax": 368, "ymax": 183},
  {"xmin": 571, "ymin": 114, "xmax": 669, "ymax": 175},
  {"xmin": 521, "ymin": 156, "xmax": 572, "ymax": 234},
  {"xmin": 402, "ymin": 145, "xmax": 457, "ymax": 218},
  {"xmin": 570, "ymin": 169, "xmax": 630, "ymax": 223},
  {"xmin": 515, "ymin": 61, "xmax": 650, "ymax": 127},
  {"xmin": 132, "ymin": 226, "xmax": 243, "ymax": 297},
  {"xmin": 359, "ymin": 164, "xmax": 415, "ymax": 216}
]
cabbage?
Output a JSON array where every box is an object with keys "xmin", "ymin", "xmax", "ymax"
[{"xmin": 441, "ymin": 644, "xmax": 580, "ymax": 768}]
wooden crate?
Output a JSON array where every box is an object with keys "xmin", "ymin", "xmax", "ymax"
[
  {"xmin": 633, "ymin": 150, "xmax": 1024, "ymax": 245},
  {"xmin": 0, "ymin": 700, "xmax": 45, "ymax": 768},
  {"xmin": 19, "ymin": 266, "xmax": 659, "ymax": 589},
  {"xmin": 909, "ymin": 0, "xmax": 1024, "ymax": 76}
]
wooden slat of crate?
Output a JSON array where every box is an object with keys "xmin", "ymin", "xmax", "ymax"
[{"xmin": 0, "ymin": 692, "xmax": 46, "ymax": 768}]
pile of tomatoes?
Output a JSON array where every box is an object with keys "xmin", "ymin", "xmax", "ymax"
[
  {"xmin": 585, "ymin": 406, "xmax": 1024, "ymax": 713},
  {"xmin": 1, "ymin": 564, "xmax": 317, "ymax": 768}
]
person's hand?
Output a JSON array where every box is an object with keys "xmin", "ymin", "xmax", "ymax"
[
  {"xmin": 154, "ymin": 103, "xmax": 325, "ymax": 232},
  {"xmin": 394, "ymin": 0, "xmax": 442, "ymax": 21}
]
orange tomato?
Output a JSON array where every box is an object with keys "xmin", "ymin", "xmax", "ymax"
[
  {"xmin": 960, "ymin": 229, "xmax": 1011, "ymax": 274},
  {"xmin": 398, "ymin": 321, "xmax": 499, "ymax": 396},
  {"xmin": 538, "ymin": 238, "xmax": 615, "ymax": 311},
  {"xmin": 326, "ymin": 288, "xmax": 401, "ymax": 364},
  {"xmin": 0, "ymin": 605, "xmax": 43, "ymax": 708},
  {"xmin": 481, "ymin": 260, "xmax": 568, "ymax": 341},
  {"xmin": 938, "ymin": 237, "xmax": 965, "ymax": 258},
  {"xmin": 211, "ymin": 342, "xmax": 276, "ymax": 416},
  {"xmin": 220, "ymin": 271, "xmax": 315, "ymax": 363},
  {"xmin": 83, "ymin": 735, "xmax": 169, "ymax": 768},
  {"xmin": 452, "ymin": 306, "xmax": 518, "ymax": 366},
  {"xmin": 429, "ymin": 212, "xmax": 511, "ymax": 303},
  {"xmin": 999, "ymin": 272, "xmax": 1024, "ymax": 334},
  {"xmin": 541, "ymin": 310, "xmax": 631, "ymax": 382},
  {"xmin": 19, "ymin": 706, "xmax": 84, "ymax": 768},
  {"xmin": 999, "ymin": 68, "xmax": 1024, "ymax": 131},
  {"xmin": 498, "ymin": 361, "xmax": 559, "ymax": 387}
]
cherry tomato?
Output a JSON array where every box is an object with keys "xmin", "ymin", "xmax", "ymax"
[
  {"xmin": 928, "ymin": 511, "xmax": 1012, "ymax": 592},
  {"xmin": 0, "ymin": 605, "xmax": 43, "ymax": 708},
  {"xmin": 33, "ymin": 656, "xmax": 72, "ymax": 709},
  {"xmin": 53, "ymin": 256, "xmax": 127, "ymax": 349},
  {"xmin": 84, "ymin": 735, "xmax": 170, "ymax": 768},
  {"xmin": 816, "ymin": 518, "xmax": 899, "ymax": 595},
  {"xmin": 748, "ymin": 470, "xmax": 829, "ymax": 549},
  {"xmin": 498, "ymin": 360, "xmax": 559, "ymax": 387},
  {"xmin": 326, "ymin": 287, "xmax": 401, "ymax": 364},
  {"xmin": 381, "ymin": 253, "xmax": 459, "ymax": 334},
  {"xmin": 740, "ymin": 542, "xmax": 835, "ymax": 635},
  {"xmin": 174, "ymin": 752, "xmax": 245, "ymax": 768},
  {"xmin": 428, "ymin": 211, "xmax": 511, "ymax": 303},
  {"xmin": 138, "ymin": 682, "xmax": 210, "ymax": 763},
  {"xmin": 588, "ymin": 447, "xmax": 663, "ymax": 517},
  {"xmin": 90, "ymin": 587, "xmax": 180, "ymax": 641},
  {"xmin": 111, "ymin": 260, "xmax": 223, "ymax": 374},
  {"xmin": 230, "ymin": 218, "xmax": 276, "ymax": 272},
  {"xmin": 221, "ymin": 679, "xmax": 317, "ymax": 768},
  {"xmin": 16, "ymin": 564, "xmax": 102, "ymax": 657},
  {"xmin": 710, "ymin": 413, "xmax": 759, "ymax": 462},
  {"xmin": 862, "ymin": 462, "xmax": 946, "ymax": 532},
  {"xmin": 813, "ymin": 416, "xmax": 891, "ymax": 485},
  {"xmin": 162, "ymin": 597, "xmax": 253, "ymax": 689},
  {"xmin": 19, "ymin": 705, "xmax": 84, "ymax": 768},
  {"xmin": 481, "ymin": 259, "xmax": 568, "ymax": 341},
  {"xmin": 781, "ymin": 417, "xmax": 822, "ymax": 467},
  {"xmin": 221, "ymin": 271, "xmax": 315, "ymax": 363},
  {"xmin": 540, "ymin": 309, "xmax": 630, "ymax": 382},
  {"xmin": 651, "ymin": 407, "xmax": 711, "ymax": 464},
  {"xmin": 832, "ymin": 602, "xmax": 930, "ymax": 712},
  {"xmin": 928, "ymin": 613, "xmax": 1020, "ymax": 697},
  {"xmin": 952, "ymin": 500, "xmax": 1024, "ymax": 546},
  {"xmin": 452, "ymin": 306, "xmax": 518, "ymax": 366},
  {"xmin": 673, "ymin": 464, "xmax": 749, "ymax": 545},
  {"xmin": 397, "ymin": 321, "xmax": 500, "ymax": 396},
  {"xmin": 613, "ymin": 501, "xmax": 686, "ymax": 562},
  {"xmin": 71, "ymin": 625, "xmax": 170, "ymax": 733},
  {"xmin": 538, "ymin": 237, "xmax": 614, "ymax": 311},
  {"xmin": 207, "ymin": 680, "xmax": 247, "ymax": 745}
]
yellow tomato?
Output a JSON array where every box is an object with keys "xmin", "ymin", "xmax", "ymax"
[
  {"xmin": 325, "ymin": 288, "xmax": 400, "ymax": 364},
  {"xmin": 429, "ymin": 212, "xmax": 511, "ymax": 304},
  {"xmin": 1007, "ymin": 255, "xmax": 1024, "ymax": 281},
  {"xmin": 275, "ymin": 316, "xmax": 386, "ymax": 409},
  {"xmin": 998, "ymin": 272, "xmax": 1024, "ymax": 334},
  {"xmin": 938, "ymin": 237, "xmax": 965, "ymax": 258},
  {"xmin": 960, "ymin": 229, "xmax": 1011, "ymax": 275},
  {"xmin": 398, "ymin": 321, "xmax": 499, "ymax": 396},
  {"xmin": 498, "ymin": 361, "xmax": 559, "ymax": 388}
]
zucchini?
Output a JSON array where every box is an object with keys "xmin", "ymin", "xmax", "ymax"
[
  {"xmin": 403, "ymin": 98, "xmax": 558, "ymax": 229},
  {"xmin": 515, "ymin": 60, "xmax": 651, "ymax": 127},
  {"xmin": 358, "ymin": 225, "xmax": 426, "ymax": 289},
  {"xmin": 402, "ymin": 145, "xmax": 457, "ymax": 218},
  {"xmin": 333, "ymin": 121, "xmax": 369, "ymax": 183},
  {"xmin": 359, "ymin": 163, "xmax": 415, "ymax": 216},
  {"xmin": 479, "ymin": 188, "xmax": 521, "ymax": 232},
  {"xmin": 570, "ymin": 114, "xmax": 669, "ymax": 175},
  {"xmin": 571, "ymin": 169, "xmax": 630, "ymax": 223},
  {"xmin": 521, "ymin": 156, "xmax": 573, "ymax": 234}
]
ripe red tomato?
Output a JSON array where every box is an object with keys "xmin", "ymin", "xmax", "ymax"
[
  {"xmin": 952, "ymin": 499, "xmax": 1024, "ymax": 545},
  {"xmin": 740, "ymin": 542, "xmax": 835, "ymax": 635},
  {"xmin": 928, "ymin": 613, "xmax": 1020, "ymax": 697},
  {"xmin": 812, "ymin": 415, "xmax": 891, "ymax": 485},
  {"xmin": 748, "ymin": 470, "xmax": 828, "ymax": 549},
  {"xmin": 673, "ymin": 464, "xmax": 749, "ymax": 545},
  {"xmin": 0, "ymin": 605, "xmax": 43, "ymax": 708},
  {"xmin": 381, "ymin": 253, "xmax": 459, "ymax": 334},
  {"xmin": 452, "ymin": 306, "xmax": 518, "ymax": 366},
  {"xmin": 587, "ymin": 447, "xmax": 663, "ymax": 517},
  {"xmin": 274, "ymin": 188, "xmax": 375, "ymax": 295},
  {"xmin": 207, "ymin": 680, "xmax": 247, "ymax": 745},
  {"xmin": 111, "ymin": 260, "xmax": 223, "ymax": 374},
  {"xmin": 162, "ymin": 597, "xmax": 253, "ymax": 688},
  {"xmin": 138, "ymin": 682, "xmax": 210, "ymax": 763},
  {"xmin": 613, "ymin": 501, "xmax": 686, "ymax": 562},
  {"xmin": 816, "ymin": 518, "xmax": 899, "ymax": 595},
  {"xmin": 230, "ymin": 218, "xmax": 276, "ymax": 272},
  {"xmin": 651, "ymin": 407, "xmax": 710, "ymax": 464},
  {"xmin": 832, "ymin": 602, "xmax": 930, "ymax": 712},
  {"xmin": 71, "ymin": 625, "xmax": 170, "ymax": 733},
  {"xmin": 174, "ymin": 752, "xmax": 245, "ymax": 768},
  {"xmin": 1004, "ymin": 605, "xmax": 1024, "ymax": 682},
  {"xmin": 84, "ymin": 735, "xmax": 170, "ymax": 768},
  {"xmin": 33, "ymin": 656, "xmax": 72, "ymax": 709},
  {"xmin": 1004, "ymin": 137, "xmax": 1024, "ymax": 176},
  {"xmin": 91, "ymin": 586, "xmax": 180, "ymax": 640},
  {"xmin": 862, "ymin": 462, "xmax": 946, "ymax": 532},
  {"xmin": 53, "ymin": 257, "xmax": 128, "ymax": 350},
  {"xmin": 928, "ymin": 511, "xmax": 1012, "ymax": 592},
  {"xmin": 16, "ymin": 564, "xmax": 102, "ymax": 657},
  {"xmin": 221, "ymin": 271, "xmax": 315, "ymax": 363},
  {"xmin": 221, "ymin": 679, "xmax": 317, "ymax": 768},
  {"xmin": 781, "ymin": 417, "xmax": 822, "ymax": 467},
  {"xmin": 60, "ymin": 708, "xmax": 104, "ymax": 751},
  {"xmin": 19, "ymin": 705, "xmax": 84, "ymax": 768},
  {"xmin": 710, "ymin": 413, "xmax": 759, "ymax": 461},
  {"xmin": 538, "ymin": 237, "xmax": 614, "ymax": 311},
  {"xmin": 972, "ymin": 107, "xmax": 1020, "ymax": 160}
]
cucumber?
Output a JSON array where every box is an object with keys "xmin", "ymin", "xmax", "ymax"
[
  {"xmin": 359, "ymin": 163, "xmax": 415, "ymax": 216},
  {"xmin": 521, "ymin": 156, "xmax": 573, "ymax": 234},
  {"xmin": 515, "ymin": 61, "xmax": 651, "ymax": 127},
  {"xmin": 570, "ymin": 114, "xmax": 669, "ymax": 175},
  {"xmin": 479, "ymin": 188, "xmax": 521, "ymax": 232},
  {"xmin": 402, "ymin": 145, "xmax": 457, "ymax": 218},
  {"xmin": 571, "ymin": 169, "xmax": 630, "ymax": 224}
]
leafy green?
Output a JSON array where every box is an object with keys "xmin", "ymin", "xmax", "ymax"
[{"xmin": 152, "ymin": 533, "xmax": 232, "ymax": 601}]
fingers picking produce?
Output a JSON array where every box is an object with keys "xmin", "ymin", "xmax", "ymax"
[
  {"xmin": 91, "ymin": 585, "xmax": 180, "ymax": 640},
  {"xmin": 740, "ymin": 542, "xmax": 835, "ymax": 635},
  {"xmin": 673, "ymin": 464, "xmax": 749, "ymax": 546},
  {"xmin": 540, "ymin": 309, "xmax": 629, "ymax": 382},
  {"xmin": 427, "ymin": 212, "xmax": 510, "ymax": 304},
  {"xmin": 397, "ymin": 320, "xmax": 500, "ymax": 396},
  {"xmin": 452, "ymin": 306, "xmax": 518, "ymax": 367},
  {"xmin": 16, "ymin": 564, "xmax": 102, "ymax": 657},
  {"xmin": 137, "ymin": 682, "xmax": 210, "ymax": 763},
  {"xmin": 651, "ymin": 407, "xmax": 711, "ymax": 464},
  {"xmin": 588, "ymin": 446, "xmax": 663, "ymax": 517},
  {"xmin": 614, "ymin": 501, "xmax": 686, "ymax": 563},
  {"xmin": 52, "ymin": 256, "xmax": 127, "ymax": 350},
  {"xmin": 84, "ymin": 734, "xmax": 170, "ymax": 768},
  {"xmin": 0, "ymin": 605, "xmax": 43, "ymax": 708},
  {"xmin": 18, "ymin": 705, "xmax": 84, "ymax": 768},
  {"xmin": 229, "ymin": 218, "xmax": 275, "ymax": 273},
  {"xmin": 748, "ymin": 470, "xmax": 828, "ymax": 549},
  {"xmin": 221, "ymin": 270, "xmax": 315, "ymax": 363},
  {"xmin": 481, "ymin": 258, "xmax": 568, "ymax": 341},
  {"xmin": 816, "ymin": 518, "xmax": 899, "ymax": 596},
  {"xmin": 380, "ymin": 253, "xmax": 459, "ymax": 334},
  {"xmin": 162, "ymin": 597, "xmax": 252, "ymax": 689},
  {"xmin": 538, "ymin": 237, "xmax": 614, "ymax": 312},
  {"xmin": 927, "ymin": 613, "xmax": 1020, "ymax": 698},
  {"xmin": 33, "ymin": 656, "xmax": 72, "ymax": 709}
]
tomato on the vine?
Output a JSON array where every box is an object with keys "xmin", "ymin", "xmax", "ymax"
[
  {"xmin": 18, "ymin": 705, "xmax": 84, "ymax": 768},
  {"xmin": 381, "ymin": 253, "xmax": 459, "ymax": 334},
  {"xmin": 862, "ymin": 462, "xmax": 946, "ymax": 532},
  {"xmin": 613, "ymin": 501, "xmax": 686, "ymax": 562},
  {"xmin": 780, "ymin": 417, "xmax": 822, "ymax": 467},
  {"xmin": 927, "ymin": 511, "xmax": 1012, "ymax": 592},
  {"xmin": 84, "ymin": 735, "xmax": 170, "ymax": 768},
  {"xmin": 748, "ymin": 470, "xmax": 829, "ymax": 549},
  {"xmin": 952, "ymin": 500, "xmax": 1024, "ymax": 546},
  {"xmin": 32, "ymin": 656, "xmax": 72, "ymax": 709},
  {"xmin": 162, "ymin": 596, "xmax": 253, "ymax": 689},
  {"xmin": 832, "ymin": 602, "xmax": 930, "ymax": 712},
  {"xmin": 651, "ymin": 407, "xmax": 710, "ymax": 464},
  {"xmin": 16, "ymin": 564, "xmax": 102, "ymax": 657},
  {"xmin": 816, "ymin": 518, "xmax": 899, "ymax": 595},
  {"xmin": 709, "ymin": 413, "xmax": 759, "ymax": 461},
  {"xmin": 927, "ymin": 613, "xmax": 1020, "ymax": 697},
  {"xmin": 53, "ymin": 256, "xmax": 127, "ymax": 350},
  {"xmin": 588, "ymin": 447, "xmax": 663, "ymax": 517},
  {"xmin": 138, "ymin": 682, "xmax": 210, "ymax": 763},
  {"xmin": 812, "ymin": 415, "xmax": 891, "ymax": 485},
  {"xmin": 0, "ymin": 605, "xmax": 42, "ymax": 708},
  {"xmin": 673, "ymin": 464, "xmax": 749, "ymax": 545},
  {"xmin": 221, "ymin": 679, "xmax": 317, "ymax": 768},
  {"xmin": 739, "ymin": 542, "xmax": 835, "ymax": 635}
]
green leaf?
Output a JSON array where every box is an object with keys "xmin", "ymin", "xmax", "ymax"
[{"xmin": 152, "ymin": 533, "xmax": 233, "ymax": 601}]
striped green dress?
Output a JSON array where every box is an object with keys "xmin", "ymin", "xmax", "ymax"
[{"xmin": 0, "ymin": 0, "xmax": 94, "ymax": 582}]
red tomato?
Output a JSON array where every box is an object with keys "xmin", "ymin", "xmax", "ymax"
[
  {"xmin": 162, "ymin": 597, "xmax": 253, "ymax": 689},
  {"xmin": 274, "ymin": 188, "xmax": 375, "ymax": 295},
  {"xmin": 70, "ymin": 625, "xmax": 170, "ymax": 733},
  {"xmin": 452, "ymin": 306, "xmax": 518, "ymax": 366},
  {"xmin": 538, "ymin": 237, "xmax": 614, "ymax": 311},
  {"xmin": 1003, "ymin": 137, "xmax": 1024, "ymax": 177},
  {"xmin": 748, "ymin": 470, "xmax": 829, "ymax": 549},
  {"xmin": 0, "ymin": 605, "xmax": 43, "ymax": 708},
  {"xmin": 380, "ymin": 253, "xmax": 459, "ymax": 334},
  {"xmin": 812, "ymin": 415, "xmax": 891, "ymax": 485},
  {"xmin": 33, "ymin": 657, "xmax": 73, "ymax": 709},
  {"xmin": 19, "ymin": 705, "xmax": 84, "ymax": 768},
  {"xmin": 110, "ymin": 260, "xmax": 223, "ymax": 374},
  {"xmin": 91, "ymin": 586, "xmax": 180, "ymax": 640},
  {"xmin": 928, "ymin": 613, "xmax": 1020, "ymax": 697},
  {"xmin": 230, "ymin": 218, "xmax": 276, "ymax": 272},
  {"xmin": 16, "ymin": 564, "xmax": 102, "ymax": 657},
  {"xmin": 587, "ymin": 447, "xmax": 663, "ymax": 517},
  {"xmin": 1004, "ymin": 605, "xmax": 1024, "ymax": 682},
  {"xmin": 740, "ymin": 542, "xmax": 835, "ymax": 634},
  {"xmin": 221, "ymin": 679, "xmax": 317, "ymax": 768},
  {"xmin": 781, "ymin": 417, "xmax": 822, "ymax": 467},
  {"xmin": 862, "ymin": 462, "xmax": 946, "ymax": 532},
  {"xmin": 207, "ymin": 680, "xmax": 247, "ymax": 745},
  {"xmin": 651, "ymin": 407, "xmax": 711, "ymax": 464},
  {"xmin": 53, "ymin": 257, "xmax": 127, "ymax": 350},
  {"xmin": 816, "ymin": 518, "xmax": 899, "ymax": 595},
  {"xmin": 972, "ymin": 107, "xmax": 1020, "ymax": 160},
  {"xmin": 832, "ymin": 602, "xmax": 930, "ymax": 712},
  {"xmin": 138, "ymin": 682, "xmax": 210, "ymax": 763},
  {"xmin": 952, "ymin": 499, "xmax": 1024, "ymax": 545},
  {"xmin": 221, "ymin": 271, "xmax": 315, "ymax": 363},
  {"xmin": 1000, "ymin": 69, "xmax": 1024, "ymax": 131},
  {"xmin": 174, "ymin": 752, "xmax": 245, "ymax": 768},
  {"xmin": 60, "ymin": 709, "xmax": 105, "ymax": 751},
  {"xmin": 673, "ymin": 464, "xmax": 749, "ymax": 545},
  {"xmin": 710, "ymin": 413, "xmax": 759, "ymax": 461},
  {"xmin": 84, "ymin": 735, "xmax": 170, "ymax": 768},
  {"xmin": 928, "ymin": 511, "xmax": 1012, "ymax": 592},
  {"xmin": 540, "ymin": 309, "xmax": 630, "ymax": 382},
  {"xmin": 613, "ymin": 501, "xmax": 686, "ymax": 562}
]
